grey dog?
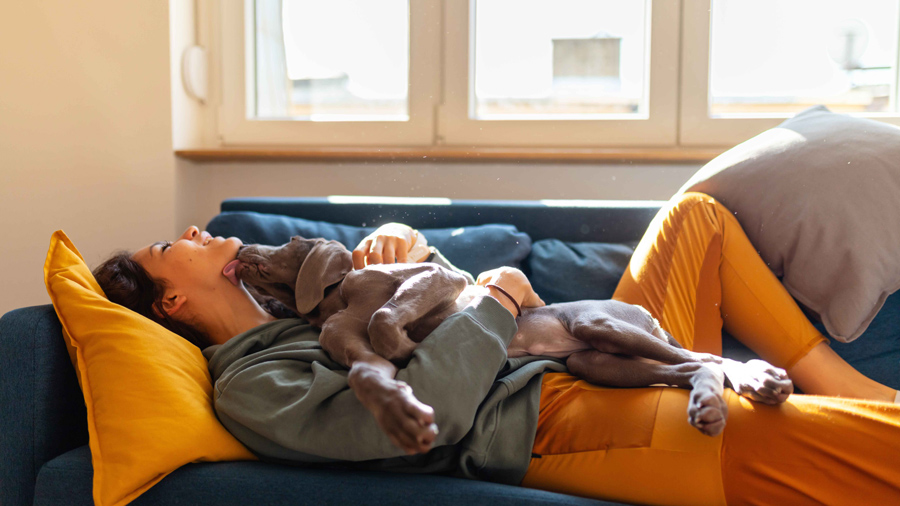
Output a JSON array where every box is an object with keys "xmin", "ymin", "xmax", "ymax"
[{"xmin": 236, "ymin": 236, "xmax": 793, "ymax": 437}]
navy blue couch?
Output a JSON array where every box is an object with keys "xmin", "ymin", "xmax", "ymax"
[{"xmin": 3, "ymin": 197, "xmax": 899, "ymax": 506}]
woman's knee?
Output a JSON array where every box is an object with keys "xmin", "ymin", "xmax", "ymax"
[
  {"xmin": 671, "ymin": 192, "xmax": 723, "ymax": 217},
  {"xmin": 663, "ymin": 192, "xmax": 740, "ymax": 236}
]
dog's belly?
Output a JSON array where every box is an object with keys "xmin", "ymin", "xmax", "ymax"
[
  {"xmin": 455, "ymin": 287, "xmax": 589, "ymax": 359},
  {"xmin": 508, "ymin": 309, "xmax": 590, "ymax": 359}
]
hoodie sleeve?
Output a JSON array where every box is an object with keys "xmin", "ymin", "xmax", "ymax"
[
  {"xmin": 425, "ymin": 246, "xmax": 476, "ymax": 284},
  {"xmin": 212, "ymin": 295, "xmax": 517, "ymax": 463}
]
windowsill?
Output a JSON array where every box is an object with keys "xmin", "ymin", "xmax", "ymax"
[{"xmin": 174, "ymin": 147, "xmax": 724, "ymax": 164}]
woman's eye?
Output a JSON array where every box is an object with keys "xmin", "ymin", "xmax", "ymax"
[{"xmin": 162, "ymin": 241, "xmax": 172, "ymax": 252}]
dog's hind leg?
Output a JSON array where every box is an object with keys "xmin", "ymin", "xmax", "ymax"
[
  {"xmin": 321, "ymin": 311, "xmax": 437, "ymax": 455},
  {"xmin": 570, "ymin": 314, "xmax": 719, "ymax": 366},
  {"xmin": 567, "ymin": 350, "xmax": 728, "ymax": 437},
  {"xmin": 368, "ymin": 267, "xmax": 468, "ymax": 362}
]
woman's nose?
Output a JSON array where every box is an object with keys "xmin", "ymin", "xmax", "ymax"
[{"xmin": 180, "ymin": 226, "xmax": 200, "ymax": 241}]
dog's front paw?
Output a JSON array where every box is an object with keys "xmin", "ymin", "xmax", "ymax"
[
  {"xmin": 688, "ymin": 363, "xmax": 727, "ymax": 437},
  {"xmin": 688, "ymin": 385, "xmax": 727, "ymax": 437},
  {"xmin": 721, "ymin": 358, "xmax": 792, "ymax": 405}
]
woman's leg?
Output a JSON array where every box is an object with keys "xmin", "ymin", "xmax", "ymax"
[
  {"xmin": 521, "ymin": 373, "xmax": 900, "ymax": 505},
  {"xmin": 784, "ymin": 343, "xmax": 896, "ymax": 400},
  {"xmin": 721, "ymin": 392, "xmax": 900, "ymax": 504},
  {"xmin": 613, "ymin": 192, "xmax": 896, "ymax": 401}
]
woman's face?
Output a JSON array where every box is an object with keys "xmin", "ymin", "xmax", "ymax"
[{"xmin": 132, "ymin": 226, "xmax": 243, "ymax": 292}]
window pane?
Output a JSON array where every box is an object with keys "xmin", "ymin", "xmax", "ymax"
[
  {"xmin": 473, "ymin": 0, "xmax": 649, "ymax": 119},
  {"xmin": 253, "ymin": 0, "xmax": 409, "ymax": 121},
  {"xmin": 710, "ymin": 0, "xmax": 900, "ymax": 116}
]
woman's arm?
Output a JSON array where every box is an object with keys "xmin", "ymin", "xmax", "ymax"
[{"xmin": 212, "ymin": 295, "xmax": 518, "ymax": 462}]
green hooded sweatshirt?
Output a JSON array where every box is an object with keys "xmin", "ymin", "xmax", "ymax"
[{"xmin": 202, "ymin": 294, "xmax": 567, "ymax": 485}]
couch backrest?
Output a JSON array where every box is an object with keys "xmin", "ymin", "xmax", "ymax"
[{"xmin": 221, "ymin": 197, "xmax": 666, "ymax": 244}]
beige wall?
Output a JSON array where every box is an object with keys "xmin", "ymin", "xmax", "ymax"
[
  {"xmin": 175, "ymin": 159, "xmax": 699, "ymax": 233},
  {"xmin": 0, "ymin": 1, "xmax": 177, "ymax": 315},
  {"xmin": 0, "ymin": 1, "xmax": 700, "ymax": 316}
]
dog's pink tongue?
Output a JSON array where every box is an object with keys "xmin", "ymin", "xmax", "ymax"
[{"xmin": 222, "ymin": 259, "xmax": 242, "ymax": 286}]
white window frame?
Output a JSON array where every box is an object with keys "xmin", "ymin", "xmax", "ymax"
[
  {"xmin": 217, "ymin": 0, "xmax": 441, "ymax": 146},
  {"xmin": 437, "ymin": 0, "xmax": 680, "ymax": 147},
  {"xmin": 210, "ymin": 0, "xmax": 900, "ymax": 149},
  {"xmin": 679, "ymin": 0, "xmax": 900, "ymax": 146}
]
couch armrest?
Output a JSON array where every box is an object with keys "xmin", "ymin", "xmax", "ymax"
[{"xmin": 0, "ymin": 305, "xmax": 88, "ymax": 506}]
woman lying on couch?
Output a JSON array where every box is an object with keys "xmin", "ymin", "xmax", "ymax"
[{"xmin": 93, "ymin": 192, "xmax": 900, "ymax": 504}]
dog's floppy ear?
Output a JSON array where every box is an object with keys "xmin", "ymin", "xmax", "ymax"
[{"xmin": 294, "ymin": 240, "xmax": 353, "ymax": 314}]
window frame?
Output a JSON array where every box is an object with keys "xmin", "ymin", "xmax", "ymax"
[
  {"xmin": 679, "ymin": 0, "xmax": 900, "ymax": 146},
  {"xmin": 217, "ymin": 0, "xmax": 442, "ymax": 146},
  {"xmin": 210, "ymin": 0, "xmax": 900, "ymax": 150},
  {"xmin": 437, "ymin": 0, "xmax": 680, "ymax": 147}
]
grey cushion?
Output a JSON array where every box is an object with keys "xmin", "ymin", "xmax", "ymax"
[{"xmin": 680, "ymin": 105, "xmax": 900, "ymax": 342}]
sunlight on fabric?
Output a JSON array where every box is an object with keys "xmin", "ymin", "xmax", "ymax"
[
  {"xmin": 540, "ymin": 199, "xmax": 666, "ymax": 208},
  {"xmin": 694, "ymin": 127, "xmax": 807, "ymax": 178},
  {"xmin": 327, "ymin": 196, "xmax": 453, "ymax": 205}
]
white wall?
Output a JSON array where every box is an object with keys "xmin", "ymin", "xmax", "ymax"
[
  {"xmin": 0, "ymin": 0, "xmax": 701, "ymax": 316},
  {"xmin": 0, "ymin": 1, "xmax": 177, "ymax": 315}
]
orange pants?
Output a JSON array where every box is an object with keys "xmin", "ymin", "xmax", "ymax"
[{"xmin": 521, "ymin": 193, "xmax": 900, "ymax": 505}]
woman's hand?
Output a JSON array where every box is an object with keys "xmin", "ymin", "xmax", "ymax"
[
  {"xmin": 476, "ymin": 267, "xmax": 545, "ymax": 316},
  {"xmin": 353, "ymin": 223, "xmax": 429, "ymax": 269}
]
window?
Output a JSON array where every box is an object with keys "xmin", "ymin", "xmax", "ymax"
[
  {"xmin": 681, "ymin": 0, "xmax": 900, "ymax": 146},
  {"xmin": 219, "ymin": 0, "xmax": 439, "ymax": 145},
  {"xmin": 471, "ymin": 1, "xmax": 648, "ymax": 119},
  {"xmin": 255, "ymin": 0, "xmax": 410, "ymax": 120},
  {"xmin": 438, "ymin": 0, "xmax": 678, "ymax": 146},
  {"xmin": 213, "ymin": 0, "xmax": 900, "ymax": 149},
  {"xmin": 709, "ymin": 0, "xmax": 899, "ymax": 116}
]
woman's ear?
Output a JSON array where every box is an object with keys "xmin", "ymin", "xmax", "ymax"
[{"xmin": 155, "ymin": 292, "xmax": 187, "ymax": 318}]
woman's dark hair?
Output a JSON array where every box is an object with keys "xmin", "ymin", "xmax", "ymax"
[
  {"xmin": 92, "ymin": 252, "xmax": 300, "ymax": 349},
  {"xmin": 92, "ymin": 252, "xmax": 215, "ymax": 349}
]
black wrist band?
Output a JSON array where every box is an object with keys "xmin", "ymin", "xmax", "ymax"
[{"xmin": 485, "ymin": 284, "xmax": 522, "ymax": 318}]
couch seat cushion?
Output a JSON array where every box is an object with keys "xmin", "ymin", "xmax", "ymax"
[{"xmin": 34, "ymin": 446, "xmax": 625, "ymax": 506}]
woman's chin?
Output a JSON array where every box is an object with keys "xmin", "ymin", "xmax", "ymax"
[
  {"xmin": 225, "ymin": 236, "xmax": 244, "ymax": 256},
  {"xmin": 218, "ymin": 238, "xmax": 246, "ymax": 287}
]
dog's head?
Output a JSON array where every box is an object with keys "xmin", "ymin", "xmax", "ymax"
[
  {"xmin": 236, "ymin": 236, "xmax": 352, "ymax": 315},
  {"xmin": 236, "ymin": 236, "xmax": 321, "ymax": 285}
]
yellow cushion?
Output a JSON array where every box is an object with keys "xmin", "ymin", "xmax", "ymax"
[{"xmin": 43, "ymin": 230, "xmax": 257, "ymax": 506}]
